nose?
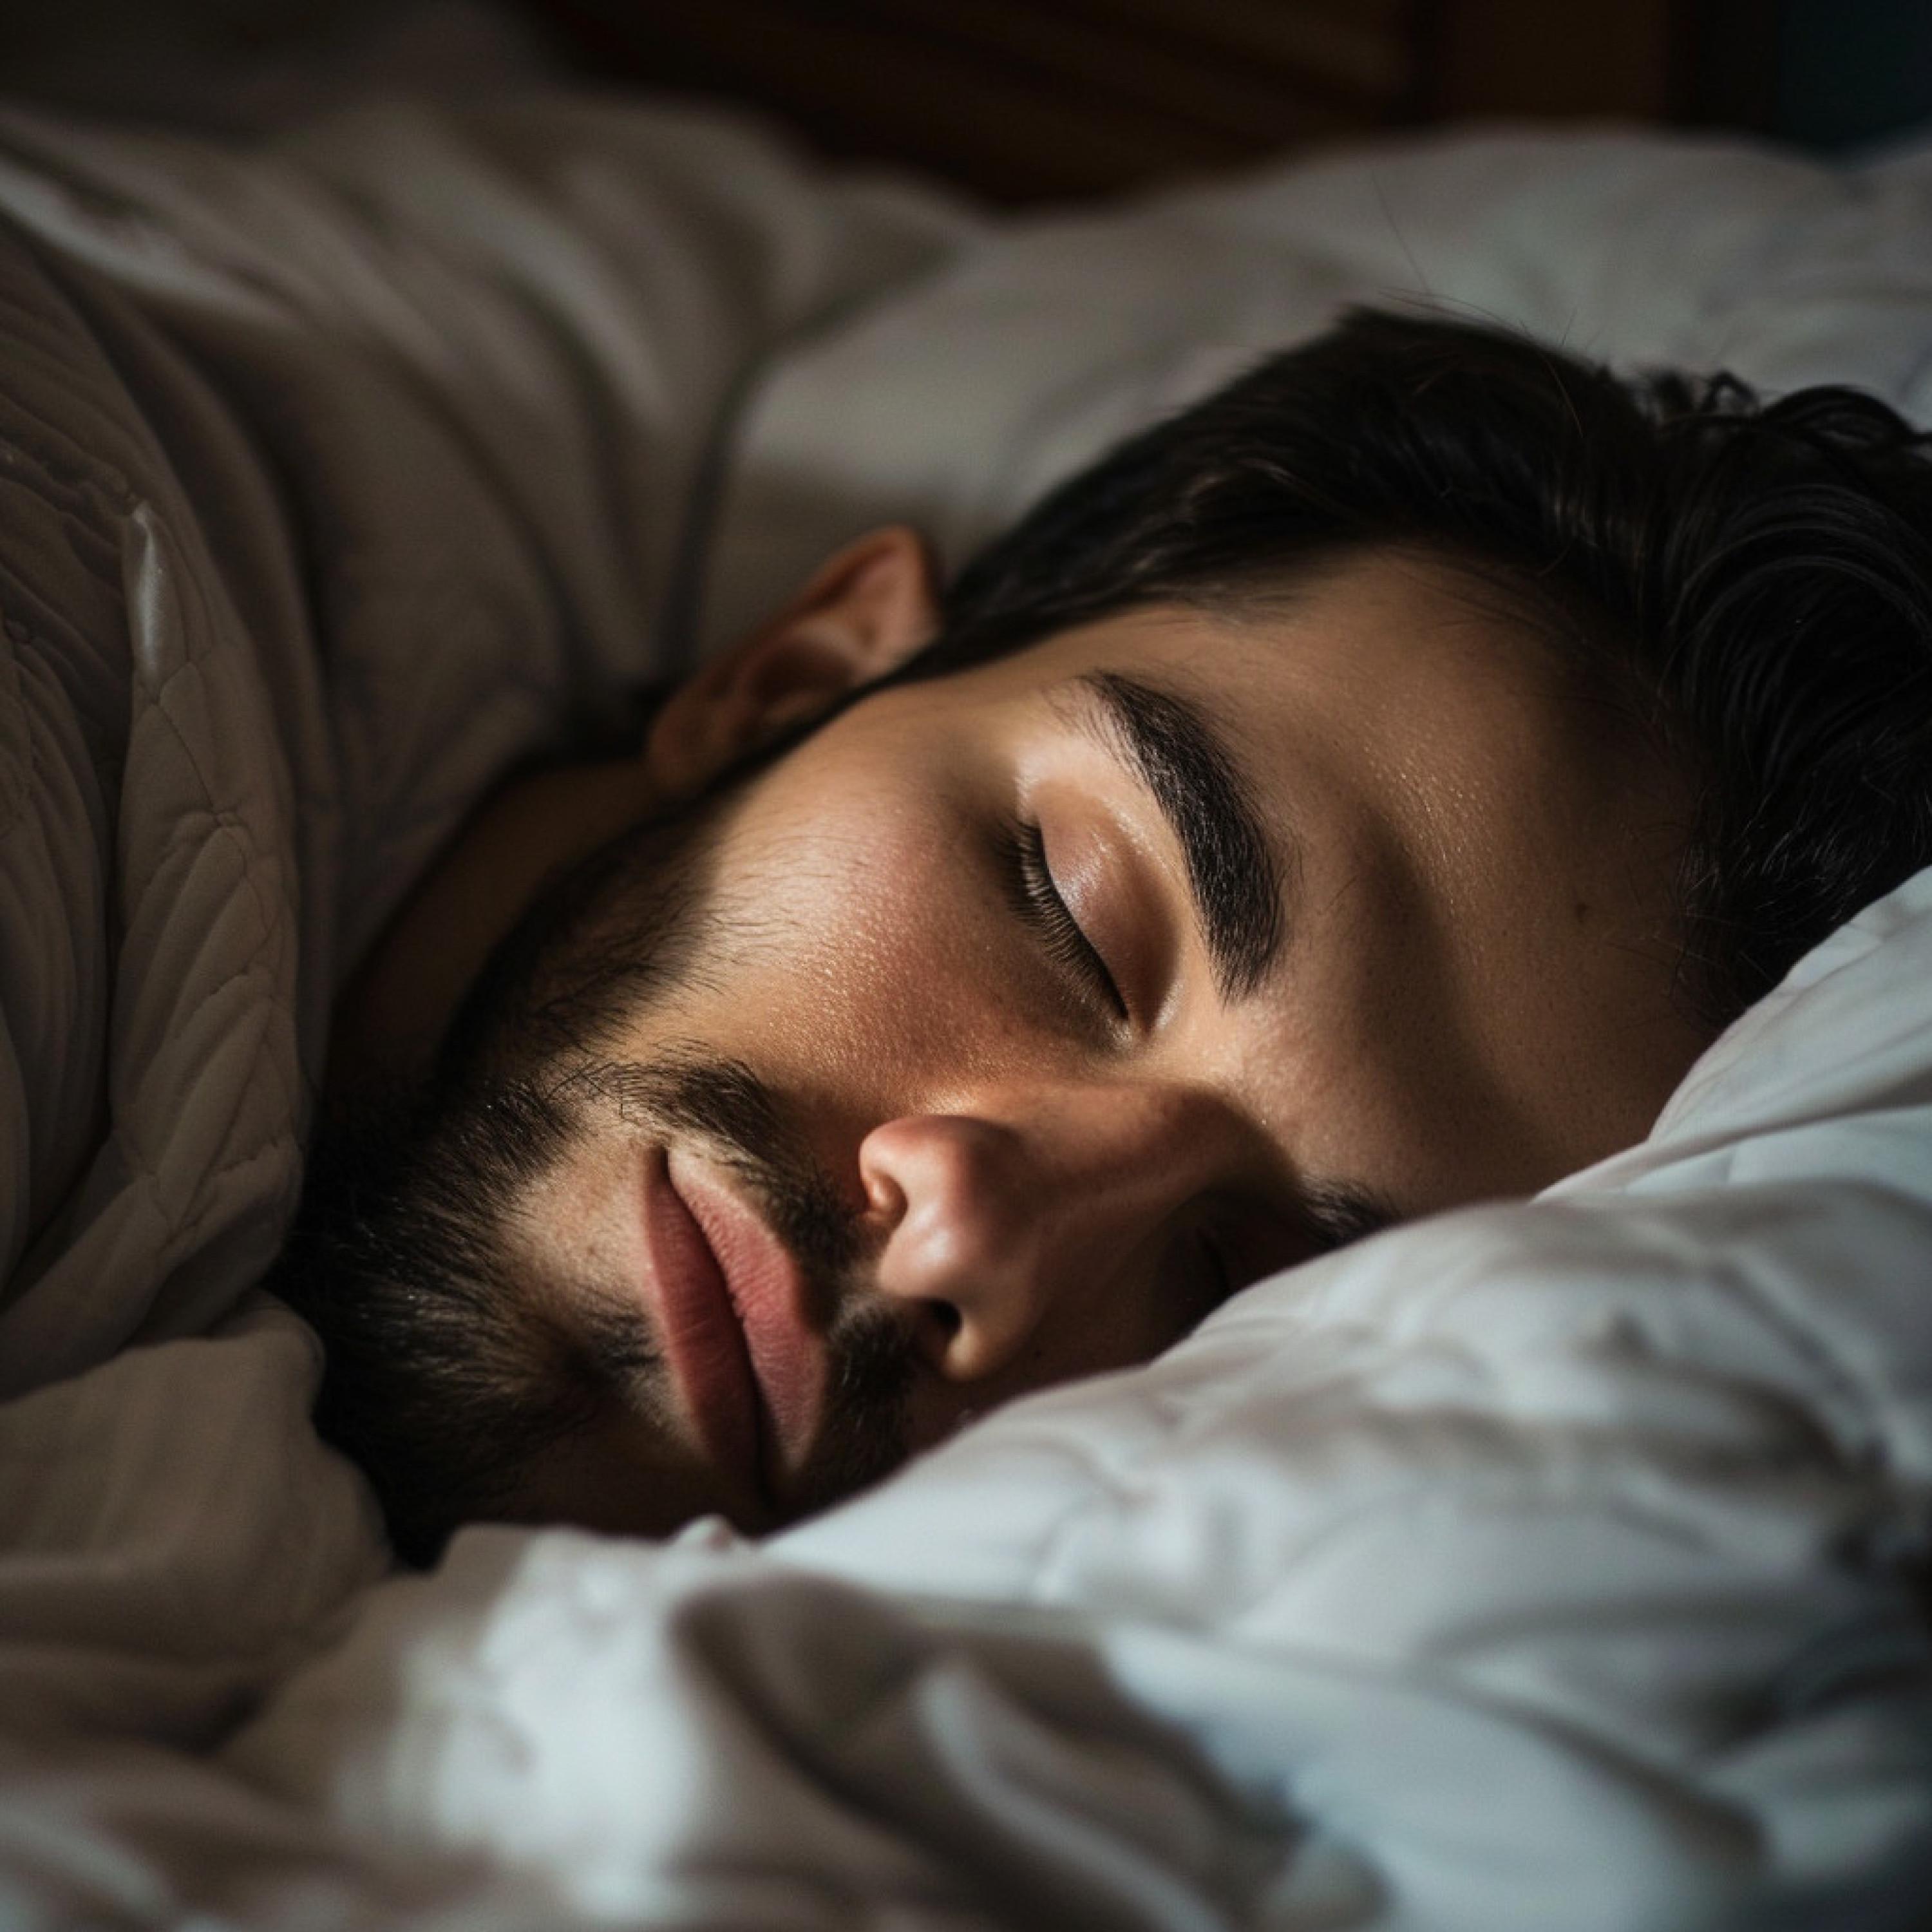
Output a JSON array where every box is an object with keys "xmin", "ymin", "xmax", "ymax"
[{"xmin": 857, "ymin": 1084, "xmax": 1245, "ymax": 1385}]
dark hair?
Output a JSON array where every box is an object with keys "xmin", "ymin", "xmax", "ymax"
[{"xmin": 897, "ymin": 307, "xmax": 1932, "ymax": 1024}]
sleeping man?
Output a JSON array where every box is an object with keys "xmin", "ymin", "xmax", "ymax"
[{"xmin": 272, "ymin": 310, "xmax": 1932, "ymax": 1565}]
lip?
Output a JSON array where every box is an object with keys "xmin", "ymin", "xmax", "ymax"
[
  {"xmin": 667, "ymin": 1149, "xmax": 827, "ymax": 1490},
  {"xmin": 638, "ymin": 1148, "xmax": 762, "ymax": 1500}
]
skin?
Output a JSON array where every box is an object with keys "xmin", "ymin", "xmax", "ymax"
[{"xmin": 332, "ymin": 529, "xmax": 1713, "ymax": 1537}]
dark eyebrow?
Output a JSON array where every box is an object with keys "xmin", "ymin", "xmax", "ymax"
[{"xmin": 1071, "ymin": 670, "xmax": 1293, "ymax": 1000}]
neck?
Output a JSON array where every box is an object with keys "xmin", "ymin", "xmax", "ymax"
[{"xmin": 327, "ymin": 750, "xmax": 666, "ymax": 1099}]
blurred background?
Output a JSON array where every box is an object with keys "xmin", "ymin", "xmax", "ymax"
[{"xmin": 2, "ymin": 0, "xmax": 1929, "ymax": 202}]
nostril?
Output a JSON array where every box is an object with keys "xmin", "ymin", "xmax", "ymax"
[
  {"xmin": 864, "ymin": 1166, "xmax": 907, "ymax": 1222},
  {"xmin": 928, "ymin": 1299, "xmax": 963, "ymax": 1341}
]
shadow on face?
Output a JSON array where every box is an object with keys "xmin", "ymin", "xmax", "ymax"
[{"xmin": 283, "ymin": 545, "xmax": 1713, "ymax": 1562}]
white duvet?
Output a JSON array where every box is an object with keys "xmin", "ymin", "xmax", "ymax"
[{"xmin": 1, "ymin": 87, "xmax": 1929, "ymax": 1929}]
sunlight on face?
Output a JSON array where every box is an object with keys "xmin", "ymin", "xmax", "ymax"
[{"xmin": 501, "ymin": 550, "xmax": 1710, "ymax": 1537}]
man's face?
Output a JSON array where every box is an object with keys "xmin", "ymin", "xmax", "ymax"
[{"xmin": 381, "ymin": 550, "xmax": 1708, "ymax": 1542}]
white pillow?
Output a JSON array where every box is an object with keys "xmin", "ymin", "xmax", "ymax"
[{"xmin": 227, "ymin": 867, "xmax": 1932, "ymax": 1929}]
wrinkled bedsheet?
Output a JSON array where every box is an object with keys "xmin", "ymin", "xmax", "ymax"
[
  {"xmin": 225, "ymin": 869, "xmax": 1932, "ymax": 1931},
  {"xmin": 2, "ymin": 93, "xmax": 1931, "ymax": 1928}
]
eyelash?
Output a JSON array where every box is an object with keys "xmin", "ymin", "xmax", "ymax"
[{"xmin": 1002, "ymin": 817, "xmax": 1128, "ymax": 1021}]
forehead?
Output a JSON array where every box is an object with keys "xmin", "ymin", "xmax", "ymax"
[
  {"xmin": 929, "ymin": 547, "xmax": 1574, "ymax": 703},
  {"xmin": 876, "ymin": 547, "xmax": 1608, "ymax": 785}
]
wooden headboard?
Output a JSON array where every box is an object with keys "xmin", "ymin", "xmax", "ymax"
[{"xmin": 524, "ymin": 0, "xmax": 1768, "ymax": 204}]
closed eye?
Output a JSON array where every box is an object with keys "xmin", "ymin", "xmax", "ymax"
[{"xmin": 1001, "ymin": 817, "xmax": 1128, "ymax": 1021}]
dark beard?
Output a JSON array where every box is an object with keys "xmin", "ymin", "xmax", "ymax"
[
  {"xmin": 540, "ymin": 1051, "xmax": 920, "ymax": 1521},
  {"xmin": 270, "ymin": 776, "xmax": 916, "ymax": 1566}
]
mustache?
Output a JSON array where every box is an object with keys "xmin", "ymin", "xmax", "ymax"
[
  {"xmin": 563, "ymin": 1049, "xmax": 857, "ymax": 1294},
  {"xmin": 557, "ymin": 1049, "xmax": 920, "ymax": 1504}
]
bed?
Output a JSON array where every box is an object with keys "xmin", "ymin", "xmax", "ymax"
[{"xmin": 1, "ymin": 30, "xmax": 1930, "ymax": 1930}]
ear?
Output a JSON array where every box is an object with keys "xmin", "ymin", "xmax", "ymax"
[{"xmin": 645, "ymin": 526, "xmax": 940, "ymax": 800}]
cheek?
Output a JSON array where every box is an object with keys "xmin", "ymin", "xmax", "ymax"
[
  {"xmin": 1212, "ymin": 813, "xmax": 1566, "ymax": 1207},
  {"xmin": 646, "ymin": 792, "xmax": 1018, "ymax": 1114}
]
